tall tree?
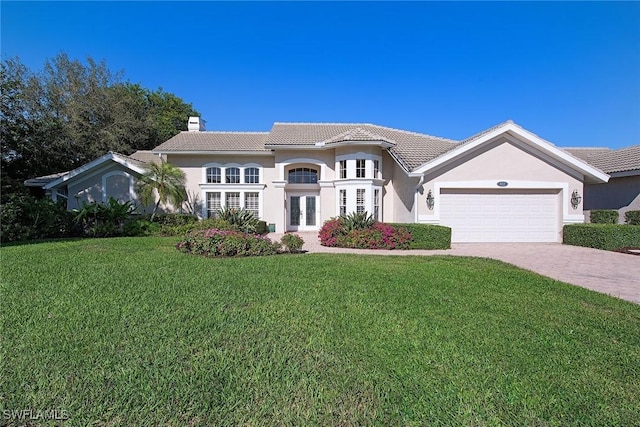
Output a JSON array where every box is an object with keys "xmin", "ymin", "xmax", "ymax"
[
  {"xmin": 0, "ymin": 53, "xmax": 199, "ymax": 198},
  {"xmin": 137, "ymin": 160, "xmax": 186, "ymax": 221}
]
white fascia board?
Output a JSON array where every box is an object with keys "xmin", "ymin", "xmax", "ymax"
[
  {"xmin": 409, "ymin": 122, "xmax": 610, "ymax": 183},
  {"xmin": 43, "ymin": 153, "xmax": 146, "ymax": 190}
]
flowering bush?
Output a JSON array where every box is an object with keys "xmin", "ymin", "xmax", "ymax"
[
  {"xmin": 318, "ymin": 218, "xmax": 346, "ymax": 247},
  {"xmin": 176, "ymin": 228, "xmax": 280, "ymax": 257},
  {"xmin": 319, "ymin": 218, "xmax": 412, "ymax": 250}
]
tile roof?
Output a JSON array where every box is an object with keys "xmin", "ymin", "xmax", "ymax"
[
  {"xmin": 265, "ymin": 122, "xmax": 457, "ymax": 171},
  {"xmin": 127, "ymin": 150, "xmax": 163, "ymax": 164},
  {"xmin": 563, "ymin": 145, "xmax": 640, "ymax": 174},
  {"xmin": 153, "ymin": 131, "xmax": 271, "ymax": 152},
  {"xmin": 148, "ymin": 121, "xmax": 637, "ymax": 175}
]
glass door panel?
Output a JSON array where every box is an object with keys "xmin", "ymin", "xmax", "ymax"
[
  {"xmin": 290, "ymin": 196, "xmax": 300, "ymax": 226},
  {"xmin": 305, "ymin": 196, "xmax": 316, "ymax": 226}
]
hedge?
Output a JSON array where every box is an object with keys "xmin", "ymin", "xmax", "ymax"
[
  {"xmin": 563, "ymin": 224, "xmax": 640, "ymax": 251},
  {"xmin": 389, "ymin": 223, "xmax": 451, "ymax": 250},
  {"xmin": 625, "ymin": 210, "xmax": 640, "ymax": 226},
  {"xmin": 590, "ymin": 210, "xmax": 619, "ymax": 224}
]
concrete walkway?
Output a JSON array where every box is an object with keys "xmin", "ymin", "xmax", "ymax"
[{"xmin": 268, "ymin": 232, "xmax": 640, "ymax": 304}]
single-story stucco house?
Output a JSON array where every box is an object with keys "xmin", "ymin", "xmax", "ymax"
[{"xmin": 26, "ymin": 118, "xmax": 640, "ymax": 243}]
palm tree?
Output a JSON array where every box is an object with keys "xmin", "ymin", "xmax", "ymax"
[{"xmin": 137, "ymin": 160, "xmax": 186, "ymax": 221}]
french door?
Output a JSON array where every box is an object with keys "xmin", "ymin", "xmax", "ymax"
[{"xmin": 288, "ymin": 194, "xmax": 318, "ymax": 231}]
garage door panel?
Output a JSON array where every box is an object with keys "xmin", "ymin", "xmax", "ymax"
[{"xmin": 440, "ymin": 190, "xmax": 559, "ymax": 243}]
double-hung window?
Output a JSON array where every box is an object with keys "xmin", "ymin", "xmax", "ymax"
[
  {"xmin": 339, "ymin": 160, "xmax": 347, "ymax": 179},
  {"xmin": 356, "ymin": 189, "xmax": 365, "ymax": 214},
  {"xmin": 356, "ymin": 159, "xmax": 366, "ymax": 178},
  {"xmin": 206, "ymin": 192, "xmax": 221, "ymax": 218}
]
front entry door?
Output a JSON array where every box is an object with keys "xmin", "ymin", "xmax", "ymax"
[{"xmin": 288, "ymin": 195, "xmax": 318, "ymax": 231}]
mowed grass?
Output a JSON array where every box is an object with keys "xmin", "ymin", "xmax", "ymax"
[{"xmin": 1, "ymin": 238, "xmax": 639, "ymax": 426}]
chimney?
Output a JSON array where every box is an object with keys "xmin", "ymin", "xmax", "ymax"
[{"xmin": 187, "ymin": 116, "xmax": 205, "ymax": 132}]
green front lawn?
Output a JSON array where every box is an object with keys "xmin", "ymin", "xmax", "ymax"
[{"xmin": 2, "ymin": 238, "xmax": 639, "ymax": 425}]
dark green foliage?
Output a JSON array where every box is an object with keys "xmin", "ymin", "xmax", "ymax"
[
  {"xmin": 158, "ymin": 218, "xmax": 235, "ymax": 236},
  {"xmin": 0, "ymin": 194, "xmax": 78, "ymax": 242},
  {"xmin": 625, "ymin": 210, "xmax": 640, "ymax": 226},
  {"xmin": 177, "ymin": 228, "xmax": 280, "ymax": 257},
  {"xmin": 590, "ymin": 210, "xmax": 619, "ymax": 224},
  {"xmin": 1, "ymin": 54, "xmax": 198, "ymax": 196},
  {"xmin": 216, "ymin": 207, "xmax": 260, "ymax": 233},
  {"xmin": 73, "ymin": 197, "xmax": 136, "ymax": 237},
  {"xmin": 281, "ymin": 233, "xmax": 305, "ymax": 252},
  {"xmin": 389, "ymin": 223, "xmax": 452, "ymax": 249},
  {"xmin": 563, "ymin": 224, "xmax": 640, "ymax": 250},
  {"xmin": 256, "ymin": 220, "xmax": 269, "ymax": 235},
  {"xmin": 145, "ymin": 213, "xmax": 199, "ymax": 226},
  {"xmin": 341, "ymin": 211, "xmax": 376, "ymax": 232}
]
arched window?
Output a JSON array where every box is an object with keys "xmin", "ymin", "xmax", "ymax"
[
  {"xmin": 245, "ymin": 167, "xmax": 260, "ymax": 184},
  {"xmin": 206, "ymin": 167, "xmax": 221, "ymax": 184},
  {"xmin": 225, "ymin": 167, "xmax": 240, "ymax": 184},
  {"xmin": 288, "ymin": 167, "xmax": 318, "ymax": 184}
]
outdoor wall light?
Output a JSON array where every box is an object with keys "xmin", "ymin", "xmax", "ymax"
[
  {"xmin": 426, "ymin": 190, "xmax": 435, "ymax": 210},
  {"xmin": 571, "ymin": 189, "xmax": 582, "ymax": 210}
]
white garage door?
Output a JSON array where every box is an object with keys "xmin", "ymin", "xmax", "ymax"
[{"xmin": 439, "ymin": 189, "xmax": 560, "ymax": 243}]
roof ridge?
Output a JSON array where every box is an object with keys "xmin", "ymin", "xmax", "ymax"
[
  {"xmin": 365, "ymin": 123, "xmax": 458, "ymax": 143},
  {"xmin": 272, "ymin": 122, "xmax": 458, "ymax": 142},
  {"xmin": 179, "ymin": 130, "xmax": 269, "ymax": 135},
  {"xmin": 562, "ymin": 147, "xmax": 610, "ymax": 150}
]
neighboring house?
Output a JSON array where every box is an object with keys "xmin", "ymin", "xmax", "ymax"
[
  {"xmin": 563, "ymin": 145, "xmax": 640, "ymax": 223},
  {"xmin": 24, "ymin": 150, "xmax": 161, "ymax": 211},
  {"xmin": 28, "ymin": 117, "xmax": 637, "ymax": 243}
]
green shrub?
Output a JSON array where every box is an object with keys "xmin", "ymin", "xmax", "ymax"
[
  {"xmin": 176, "ymin": 228, "xmax": 280, "ymax": 257},
  {"xmin": 281, "ymin": 233, "xmax": 304, "ymax": 252},
  {"xmin": 123, "ymin": 219, "xmax": 160, "ymax": 237},
  {"xmin": 217, "ymin": 207, "xmax": 260, "ymax": 233},
  {"xmin": 255, "ymin": 220, "xmax": 269, "ymax": 235},
  {"xmin": 563, "ymin": 224, "xmax": 640, "ymax": 251},
  {"xmin": 147, "ymin": 213, "xmax": 199, "ymax": 226},
  {"xmin": 625, "ymin": 210, "xmax": 640, "ymax": 226},
  {"xmin": 0, "ymin": 194, "xmax": 78, "ymax": 243},
  {"xmin": 590, "ymin": 210, "xmax": 619, "ymax": 224},
  {"xmin": 160, "ymin": 218, "xmax": 234, "ymax": 236},
  {"xmin": 389, "ymin": 223, "xmax": 452, "ymax": 250}
]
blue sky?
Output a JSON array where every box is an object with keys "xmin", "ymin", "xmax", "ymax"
[{"xmin": 2, "ymin": 1, "xmax": 639, "ymax": 148}]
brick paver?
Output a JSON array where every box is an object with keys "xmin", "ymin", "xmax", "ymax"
[{"xmin": 269, "ymin": 232, "xmax": 640, "ymax": 304}]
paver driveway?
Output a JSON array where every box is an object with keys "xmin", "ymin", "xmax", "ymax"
[{"xmin": 270, "ymin": 232, "xmax": 640, "ymax": 304}]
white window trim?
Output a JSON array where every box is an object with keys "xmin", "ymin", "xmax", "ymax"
[
  {"xmin": 202, "ymin": 162, "xmax": 263, "ymax": 185},
  {"xmin": 278, "ymin": 158, "xmax": 328, "ymax": 182},
  {"xmin": 335, "ymin": 152, "xmax": 382, "ymax": 181}
]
